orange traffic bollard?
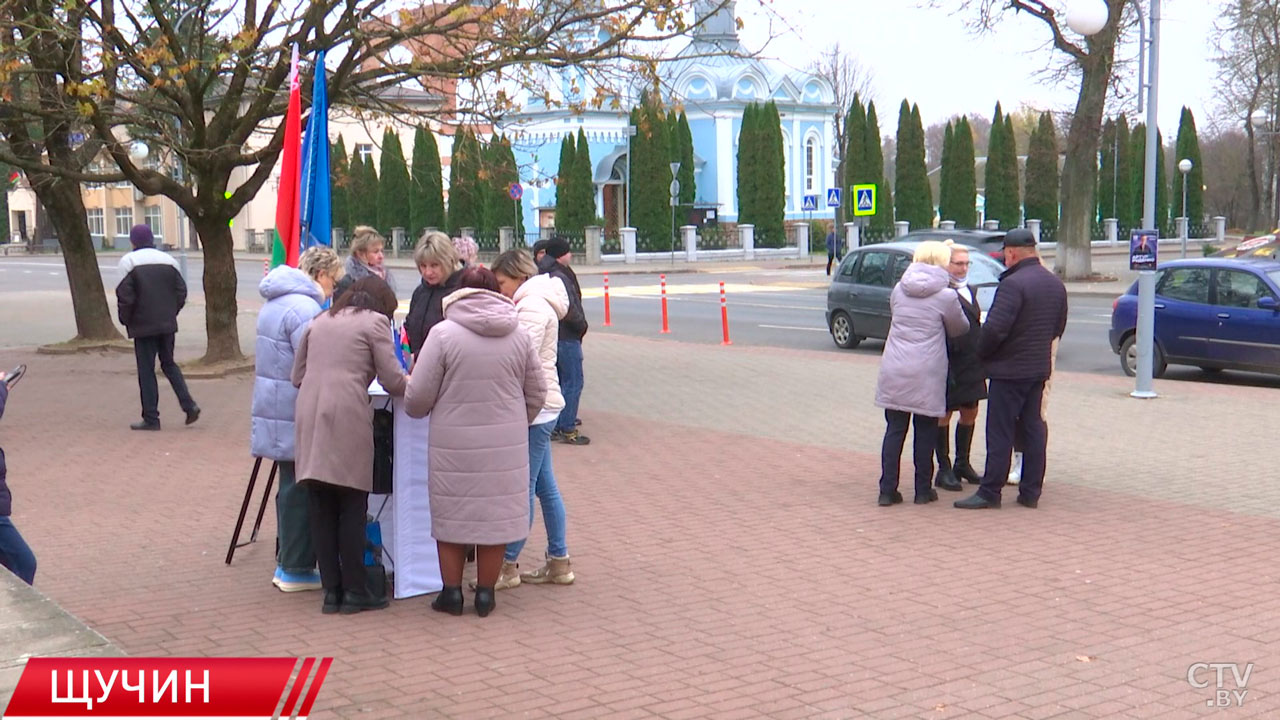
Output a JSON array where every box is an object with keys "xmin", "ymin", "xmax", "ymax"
[
  {"xmin": 720, "ymin": 281, "xmax": 732, "ymax": 346},
  {"xmin": 603, "ymin": 272, "xmax": 612, "ymax": 327},
  {"xmin": 660, "ymin": 274, "xmax": 670, "ymax": 334}
]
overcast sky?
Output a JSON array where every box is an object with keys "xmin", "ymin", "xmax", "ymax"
[{"xmin": 735, "ymin": 0, "xmax": 1225, "ymax": 134}]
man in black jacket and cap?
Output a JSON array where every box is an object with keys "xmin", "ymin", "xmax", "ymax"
[
  {"xmin": 955, "ymin": 229, "xmax": 1067, "ymax": 510},
  {"xmin": 538, "ymin": 236, "xmax": 590, "ymax": 445},
  {"xmin": 116, "ymin": 224, "xmax": 200, "ymax": 431}
]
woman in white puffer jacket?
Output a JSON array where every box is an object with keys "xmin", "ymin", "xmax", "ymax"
[{"xmin": 489, "ymin": 249, "xmax": 576, "ymax": 591}]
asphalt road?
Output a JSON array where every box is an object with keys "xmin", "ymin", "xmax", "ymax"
[{"xmin": 3, "ymin": 254, "xmax": 1277, "ymax": 387}]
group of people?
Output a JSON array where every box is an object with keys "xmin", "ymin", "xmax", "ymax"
[
  {"xmin": 250, "ymin": 227, "xmax": 589, "ymax": 617},
  {"xmin": 874, "ymin": 229, "xmax": 1068, "ymax": 509}
]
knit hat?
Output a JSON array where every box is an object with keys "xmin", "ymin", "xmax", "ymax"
[
  {"xmin": 129, "ymin": 224, "xmax": 155, "ymax": 249},
  {"xmin": 544, "ymin": 237, "xmax": 571, "ymax": 260}
]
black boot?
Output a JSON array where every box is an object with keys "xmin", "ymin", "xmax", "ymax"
[
  {"xmin": 953, "ymin": 424, "xmax": 983, "ymax": 484},
  {"xmin": 431, "ymin": 586, "xmax": 464, "ymax": 616},
  {"xmin": 322, "ymin": 589, "xmax": 343, "ymax": 615},
  {"xmin": 474, "ymin": 586, "xmax": 496, "ymax": 617},
  {"xmin": 934, "ymin": 426, "xmax": 962, "ymax": 491},
  {"xmin": 340, "ymin": 588, "xmax": 389, "ymax": 614}
]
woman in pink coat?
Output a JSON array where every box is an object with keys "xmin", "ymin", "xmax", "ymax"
[
  {"xmin": 874, "ymin": 241, "xmax": 969, "ymax": 507},
  {"xmin": 404, "ymin": 267, "xmax": 547, "ymax": 617}
]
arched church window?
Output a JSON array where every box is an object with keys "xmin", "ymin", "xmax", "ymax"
[{"xmin": 805, "ymin": 136, "xmax": 818, "ymax": 193}]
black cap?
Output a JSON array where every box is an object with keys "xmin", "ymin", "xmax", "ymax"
[
  {"xmin": 1002, "ymin": 229, "xmax": 1036, "ymax": 247},
  {"xmin": 545, "ymin": 237, "xmax": 571, "ymax": 259}
]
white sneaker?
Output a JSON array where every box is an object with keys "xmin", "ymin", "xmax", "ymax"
[
  {"xmin": 1007, "ymin": 452, "xmax": 1023, "ymax": 486},
  {"xmin": 273, "ymin": 567, "xmax": 323, "ymax": 592}
]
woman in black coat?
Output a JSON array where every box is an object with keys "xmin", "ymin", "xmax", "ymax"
[
  {"xmin": 935, "ymin": 244, "xmax": 987, "ymax": 491},
  {"xmin": 404, "ymin": 231, "xmax": 463, "ymax": 356}
]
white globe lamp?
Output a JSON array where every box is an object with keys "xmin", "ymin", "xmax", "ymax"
[
  {"xmin": 128, "ymin": 141, "xmax": 149, "ymax": 161},
  {"xmin": 1065, "ymin": 1, "xmax": 1109, "ymax": 37}
]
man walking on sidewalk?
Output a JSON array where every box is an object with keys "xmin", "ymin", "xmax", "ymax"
[
  {"xmin": 538, "ymin": 237, "xmax": 590, "ymax": 445},
  {"xmin": 116, "ymin": 224, "xmax": 200, "ymax": 431},
  {"xmin": 954, "ymin": 229, "xmax": 1066, "ymax": 510}
]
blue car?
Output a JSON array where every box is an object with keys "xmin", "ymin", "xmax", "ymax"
[{"xmin": 1109, "ymin": 258, "xmax": 1280, "ymax": 376}]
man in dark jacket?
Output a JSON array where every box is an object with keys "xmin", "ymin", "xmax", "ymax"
[
  {"xmin": 116, "ymin": 224, "xmax": 200, "ymax": 431},
  {"xmin": 955, "ymin": 229, "xmax": 1067, "ymax": 510},
  {"xmin": 538, "ymin": 237, "xmax": 590, "ymax": 445},
  {"xmin": 0, "ymin": 372, "xmax": 37, "ymax": 584}
]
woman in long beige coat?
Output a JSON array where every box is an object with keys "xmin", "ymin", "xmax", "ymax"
[
  {"xmin": 405, "ymin": 267, "xmax": 546, "ymax": 618},
  {"xmin": 292, "ymin": 277, "xmax": 407, "ymax": 615}
]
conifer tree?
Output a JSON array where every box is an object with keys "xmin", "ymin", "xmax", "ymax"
[
  {"xmin": 410, "ymin": 126, "xmax": 445, "ymax": 234},
  {"xmin": 331, "ymin": 137, "xmax": 351, "ymax": 233},
  {"xmin": 951, "ymin": 116, "xmax": 977, "ymax": 228},
  {"xmin": 1172, "ymin": 107, "xmax": 1205, "ymax": 226},
  {"xmin": 894, "ymin": 100, "xmax": 932, "ymax": 230},
  {"xmin": 377, "ymin": 126, "xmax": 412, "ymax": 237},
  {"xmin": 864, "ymin": 101, "xmax": 894, "ymax": 235},
  {"xmin": 1024, "ymin": 112, "xmax": 1060, "ymax": 233}
]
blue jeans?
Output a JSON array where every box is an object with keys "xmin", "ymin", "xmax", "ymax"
[
  {"xmin": 505, "ymin": 422, "xmax": 568, "ymax": 562},
  {"xmin": 555, "ymin": 340, "xmax": 584, "ymax": 433},
  {"xmin": 0, "ymin": 516, "xmax": 36, "ymax": 585}
]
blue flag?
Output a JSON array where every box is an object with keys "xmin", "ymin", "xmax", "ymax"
[{"xmin": 299, "ymin": 49, "xmax": 331, "ymax": 251}]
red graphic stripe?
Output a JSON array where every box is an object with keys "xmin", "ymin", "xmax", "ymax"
[
  {"xmin": 296, "ymin": 658, "xmax": 333, "ymax": 718},
  {"xmin": 278, "ymin": 657, "xmax": 314, "ymax": 719},
  {"xmin": 271, "ymin": 658, "xmax": 303, "ymax": 720}
]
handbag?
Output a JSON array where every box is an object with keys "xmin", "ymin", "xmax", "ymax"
[{"xmin": 371, "ymin": 408, "xmax": 393, "ymax": 495}]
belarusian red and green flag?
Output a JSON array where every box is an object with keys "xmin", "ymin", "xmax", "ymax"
[{"xmin": 271, "ymin": 45, "xmax": 302, "ymax": 268}]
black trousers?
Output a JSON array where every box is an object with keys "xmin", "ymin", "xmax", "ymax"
[
  {"xmin": 979, "ymin": 379, "xmax": 1048, "ymax": 502},
  {"xmin": 133, "ymin": 334, "xmax": 195, "ymax": 423},
  {"xmin": 306, "ymin": 482, "xmax": 368, "ymax": 594},
  {"xmin": 878, "ymin": 410, "xmax": 938, "ymax": 497}
]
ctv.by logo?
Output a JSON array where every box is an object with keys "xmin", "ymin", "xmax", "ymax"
[{"xmin": 1187, "ymin": 662, "xmax": 1253, "ymax": 708}]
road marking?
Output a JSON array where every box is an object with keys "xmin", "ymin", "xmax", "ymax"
[{"xmin": 759, "ymin": 324, "xmax": 828, "ymax": 332}]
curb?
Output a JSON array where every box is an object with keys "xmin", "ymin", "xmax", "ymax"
[
  {"xmin": 36, "ymin": 340, "xmax": 133, "ymax": 356},
  {"xmin": 181, "ymin": 358, "xmax": 256, "ymax": 380}
]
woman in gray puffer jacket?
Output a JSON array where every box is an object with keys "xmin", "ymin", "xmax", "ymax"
[
  {"xmin": 251, "ymin": 247, "xmax": 343, "ymax": 592},
  {"xmin": 874, "ymin": 241, "xmax": 969, "ymax": 507}
]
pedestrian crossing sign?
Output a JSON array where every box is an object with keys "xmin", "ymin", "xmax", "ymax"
[
  {"xmin": 853, "ymin": 184, "xmax": 876, "ymax": 217},
  {"xmin": 801, "ymin": 194, "xmax": 818, "ymax": 212},
  {"xmin": 826, "ymin": 188, "xmax": 842, "ymax": 208}
]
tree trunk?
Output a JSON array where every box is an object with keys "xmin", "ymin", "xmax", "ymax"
[
  {"xmin": 30, "ymin": 173, "xmax": 122, "ymax": 341},
  {"xmin": 1056, "ymin": 55, "xmax": 1111, "ymax": 280},
  {"xmin": 192, "ymin": 215, "xmax": 242, "ymax": 363}
]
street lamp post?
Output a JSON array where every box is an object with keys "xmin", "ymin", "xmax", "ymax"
[
  {"xmin": 1178, "ymin": 158, "xmax": 1192, "ymax": 257},
  {"xmin": 669, "ymin": 161, "xmax": 681, "ymax": 265},
  {"xmin": 1069, "ymin": 0, "xmax": 1161, "ymax": 399},
  {"xmin": 625, "ymin": 125, "xmax": 637, "ymax": 229}
]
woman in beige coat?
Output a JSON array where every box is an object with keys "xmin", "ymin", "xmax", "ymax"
[
  {"xmin": 292, "ymin": 277, "xmax": 407, "ymax": 615},
  {"xmin": 491, "ymin": 249, "xmax": 574, "ymax": 591},
  {"xmin": 405, "ymin": 267, "xmax": 546, "ymax": 617}
]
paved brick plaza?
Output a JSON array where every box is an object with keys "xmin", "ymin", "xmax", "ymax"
[{"xmin": 2, "ymin": 330, "xmax": 1278, "ymax": 718}]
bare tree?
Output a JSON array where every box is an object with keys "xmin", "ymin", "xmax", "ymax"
[
  {"xmin": 0, "ymin": 0, "xmax": 122, "ymax": 344},
  {"xmin": 942, "ymin": 0, "xmax": 1132, "ymax": 279},
  {"xmin": 0, "ymin": 0, "xmax": 752, "ymax": 363},
  {"xmin": 809, "ymin": 43, "xmax": 874, "ymax": 225},
  {"xmin": 1211, "ymin": 0, "xmax": 1280, "ymax": 231}
]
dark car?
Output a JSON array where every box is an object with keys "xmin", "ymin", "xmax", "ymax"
[
  {"xmin": 1109, "ymin": 257, "xmax": 1280, "ymax": 376},
  {"xmin": 898, "ymin": 229, "xmax": 1007, "ymax": 265},
  {"xmin": 826, "ymin": 241, "xmax": 1004, "ymax": 349}
]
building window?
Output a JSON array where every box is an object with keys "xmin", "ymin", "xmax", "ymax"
[
  {"xmin": 87, "ymin": 208, "xmax": 104, "ymax": 237},
  {"xmin": 805, "ymin": 137, "xmax": 818, "ymax": 193},
  {"xmin": 144, "ymin": 205, "xmax": 162, "ymax": 238},
  {"xmin": 356, "ymin": 143, "xmax": 374, "ymax": 163},
  {"xmin": 114, "ymin": 208, "xmax": 133, "ymax": 238}
]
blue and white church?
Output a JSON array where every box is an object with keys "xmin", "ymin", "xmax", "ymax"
[{"xmin": 499, "ymin": 0, "xmax": 839, "ymax": 239}]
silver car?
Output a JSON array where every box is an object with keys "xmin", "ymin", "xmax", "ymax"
[{"xmin": 825, "ymin": 241, "xmax": 1004, "ymax": 349}]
